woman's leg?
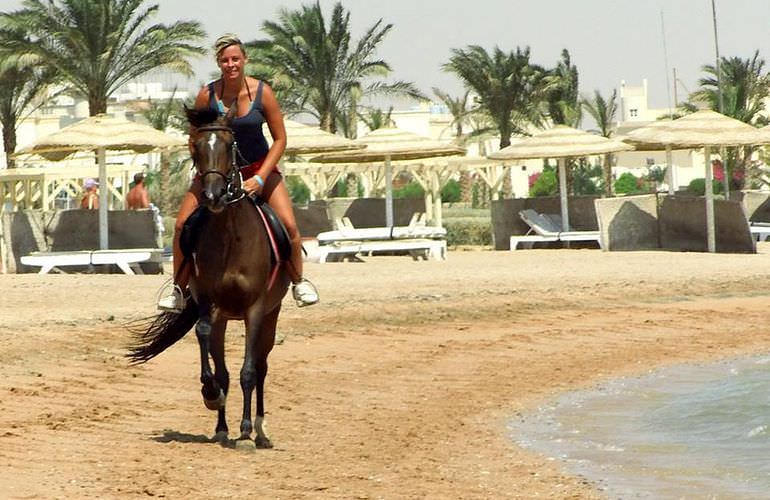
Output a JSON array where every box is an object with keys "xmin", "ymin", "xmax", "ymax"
[
  {"xmin": 263, "ymin": 173, "xmax": 318, "ymax": 306},
  {"xmin": 158, "ymin": 184, "xmax": 200, "ymax": 311},
  {"xmin": 262, "ymin": 173, "xmax": 302, "ymax": 281},
  {"xmin": 171, "ymin": 190, "xmax": 200, "ymax": 285}
]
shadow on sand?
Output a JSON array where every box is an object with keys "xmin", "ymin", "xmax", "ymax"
[{"xmin": 151, "ymin": 429, "xmax": 238, "ymax": 449}]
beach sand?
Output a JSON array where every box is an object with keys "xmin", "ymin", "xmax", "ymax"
[{"xmin": 2, "ymin": 246, "xmax": 770, "ymax": 499}]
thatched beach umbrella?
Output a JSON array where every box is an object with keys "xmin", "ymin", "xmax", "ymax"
[
  {"xmin": 312, "ymin": 127, "xmax": 465, "ymax": 227},
  {"xmin": 277, "ymin": 119, "xmax": 364, "ymax": 157},
  {"xmin": 14, "ymin": 114, "xmax": 185, "ymax": 250},
  {"xmin": 622, "ymin": 109, "xmax": 770, "ymax": 252},
  {"xmin": 488, "ymin": 125, "xmax": 634, "ymax": 232}
]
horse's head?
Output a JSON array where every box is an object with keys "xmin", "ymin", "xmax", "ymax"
[{"xmin": 186, "ymin": 106, "xmax": 240, "ymax": 213}]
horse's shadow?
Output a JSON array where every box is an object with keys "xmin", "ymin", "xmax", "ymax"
[{"xmin": 152, "ymin": 429, "xmax": 238, "ymax": 449}]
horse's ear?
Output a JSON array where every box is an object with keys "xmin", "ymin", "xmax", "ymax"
[
  {"xmin": 223, "ymin": 102, "xmax": 237, "ymax": 126},
  {"xmin": 185, "ymin": 105, "xmax": 205, "ymax": 128}
]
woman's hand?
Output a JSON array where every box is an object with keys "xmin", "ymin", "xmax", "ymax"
[{"xmin": 243, "ymin": 174, "xmax": 264, "ymax": 196}]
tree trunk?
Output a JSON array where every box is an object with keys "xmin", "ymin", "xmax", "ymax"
[
  {"xmin": 320, "ymin": 110, "xmax": 334, "ymax": 133},
  {"xmin": 89, "ymin": 94, "xmax": 108, "ymax": 116},
  {"xmin": 2, "ymin": 122, "xmax": 17, "ymax": 169},
  {"xmin": 459, "ymin": 172, "xmax": 472, "ymax": 203},
  {"xmin": 345, "ymin": 173, "xmax": 358, "ymax": 198},
  {"xmin": 604, "ymin": 154, "xmax": 613, "ymax": 196},
  {"xmin": 159, "ymin": 152, "xmax": 171, "ymax": 215}
]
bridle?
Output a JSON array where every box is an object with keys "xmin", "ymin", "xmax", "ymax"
[{"xmin": 194, "ymin": 124, "xmax": 247, "ymax": 205}]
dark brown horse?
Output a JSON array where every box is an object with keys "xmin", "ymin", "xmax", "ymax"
[{"xmin": 128, "ymin": 107, "xmax": 289, "ymax": 448}]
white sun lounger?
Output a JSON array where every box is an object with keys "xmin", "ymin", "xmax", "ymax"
[
  {"xmin": 316, "ymin": 238, "xmax": 447, "ymax": 263},
  {"xmin": 750, "ymin": 222, "xmax": 770, "ymax": 242},
  {"xmin": 510, "ymin": 209, "xmax": 601, "ymax": 250},
  {"xmin": 315, "ymin": 213, "xmax": 447, "ymax": 262},
  {"xmin": 21, "ymin": 248, "xmax": 164, "ymax": 275}
]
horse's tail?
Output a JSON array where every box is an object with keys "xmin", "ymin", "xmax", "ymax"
[{"xmin": 126, "ymin": 301, "xmax": 198, "ymax": 365}]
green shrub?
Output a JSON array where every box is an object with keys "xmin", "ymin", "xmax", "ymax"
[
  {"xmin": 286, "ymin": 176, "xmax": 310, "ymax": 204},
  {"xmin": 443, "ymin": 217, "xmax": 493, "ymax": 246},
  {"xmin": 393, "ymin": 181, "xmax": 425, "ymax": 199},
  {"xmin": 687, "ymin": 178, "xmax": 724, "ymax": 196},
  {"xmin": 614, "ymin": 172, "xmax": 641, "ymax": 194},
  {"xmin": 530, "ymin": 170, "xmax": 558, "ymax": 197},
  {"xmin": 441, "ymin": 179, "xmax": 462, "ymax": 203}
]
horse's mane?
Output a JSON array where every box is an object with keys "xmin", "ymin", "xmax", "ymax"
[{"xmin": 185, "ymin": 106, "xmax": 224, "ymax": 129}]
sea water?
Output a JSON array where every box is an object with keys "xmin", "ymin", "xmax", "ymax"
[{"xmin": 511, "ymin": 355, "xmax": 770, "ymax": 499}]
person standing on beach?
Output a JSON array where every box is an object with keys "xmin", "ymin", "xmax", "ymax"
[
  {"xmin": 157, "ymin": 33, "xmax": 319, "ymax": 312},
  {"xmin": 80, "ymin": 178, "xmax": 99, "ymax": 210},
  {"xmin": 127, "ymin": 172, "xmax": 150, "ymax": 209}
]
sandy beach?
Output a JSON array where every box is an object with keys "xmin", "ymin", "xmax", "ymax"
[{"xmin": 2, "ymin": 246, "xmax": 770, "ymax": 499}]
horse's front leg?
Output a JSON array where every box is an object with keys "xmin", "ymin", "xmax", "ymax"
[
  {"xmin": 195, "ymin": 308, "xmax": 226, "ymax": 415},
  {"xmin": 208, "ymin": 314, "xmax": 230, "ymax": 439}
]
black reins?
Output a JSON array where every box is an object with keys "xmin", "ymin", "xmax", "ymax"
[{"xmin": 194, "ymin": 124, "xmax": 246, "ymax": 205}]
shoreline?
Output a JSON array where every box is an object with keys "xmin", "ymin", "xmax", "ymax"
[{"xmin": 2, "ymin": 248, "xmax": 770, "ymax": 498}]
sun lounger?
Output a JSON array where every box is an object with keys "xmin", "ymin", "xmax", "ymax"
[
  {"xmin": 21, "ymin": 248, "xmax": 164, "ymax": 275},
  {"xmin": 315, "ymin": 213, "xmax": 447, "ymax": 262},
  {"xmin": 316, "ymin": 238, "xmax": 447, "ymax": 263},
  {"xmin": 750, "ymin": 222, "xmax": 770, "ymax": 242},
  {"xmin": 510, "ymin": 209, "xmax": 601, "ymax": 250},
  {"xmin": 317, "ymin": 214, "xmax": 447, "ymax": 244}
]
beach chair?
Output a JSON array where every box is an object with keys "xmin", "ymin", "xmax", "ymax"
[
  {"xmin": 749, "ymin": 222, "xmax": 770, "ymax": 242},
  {"xmin": 510, "ymin": 209, "xmax": 601, "ymax": 250},
  {"xmin": 316, "ymin": 214, "xmax": 447, "ymax": 262},
  {"xmin": 21, "ymin": 248, "xmax": 164, "ymax": 275}
]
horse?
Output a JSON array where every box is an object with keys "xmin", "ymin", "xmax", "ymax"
[{"xmin": 127, "ymin": 106, "xmax": 290, "ymax": 449}]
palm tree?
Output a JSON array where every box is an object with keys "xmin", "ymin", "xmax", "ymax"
[
  {"xmin": 140, "ymin": 88, "xmax": 189, "ymax": 215},
  {"xmin": 0, "ymin": 29, "xmax": 58, "ymax": 167},
  {"xmin": 691, "ymin": 52, "xmax": 770, "ymax": 191},
  {"xmin": 582, "ymin": 89, "xmax": 618, "ymax": 195},
  {"xmin": 547, "ymin": 49, "xmax": 581, "ymax": 127},
  {"xmin": 358, "ymin": 106, "xmax": 394, "ymax": 132},
  {"xmin": 692, "ymin": 51, "xmax": 770, "ymax": 125},
  {"xmin": 247, "ymin": 1, "xmax": 425, "ymax": 134},
  {"xmin": 432, "ymin": 87, "xmax": 471, "ymax": 141},
  {"xmin": 0, "ymin": 0, "xmax": 206, "ymax": 116},
  {"xmin": 443, "ymin": 45, "xmax": 551, "ymax": 149}
]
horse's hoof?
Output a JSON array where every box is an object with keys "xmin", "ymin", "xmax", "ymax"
[
  {"xmin": 203, "ymin": 389, "xmax": 226, "ymax": 410},
  {"xmin": 255, "ymin": 436, "xmax": 273, "ymax": 449},
  {"xmin": 213, "ymin": 430, "xmax": 228, "ymax": 444},
  {"xmin": 235, "ymin": 438, "xmax": 256, "ymax": 453}
]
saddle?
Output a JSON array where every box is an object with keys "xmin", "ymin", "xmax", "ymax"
[{"xmin": 180, "ymin": 196, "xmax": 292, "ymax": 265}]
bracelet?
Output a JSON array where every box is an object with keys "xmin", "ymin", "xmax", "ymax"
[{"xmin": 254, "ymin": 174, "xmax": 265, "ymax": 187}]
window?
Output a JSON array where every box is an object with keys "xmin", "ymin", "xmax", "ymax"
[{"xmin": 630, "ymin": 109, "xmax": 638, "ymax": 117}]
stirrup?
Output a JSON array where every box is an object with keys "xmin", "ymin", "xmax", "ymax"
[
  {"xmin": 157, "ymin": 284, "xmax": 187, "ymax": 313},
  {"xmin": 292, "ymin": 278, "xmax": 319, "ymax": 307}
]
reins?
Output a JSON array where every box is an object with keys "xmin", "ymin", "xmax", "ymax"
[{"xmin": 194, "ymin": 124, "xmax": 247, "ymax": 205}]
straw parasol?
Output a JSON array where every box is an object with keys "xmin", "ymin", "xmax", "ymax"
[
  {"xmin": 279, "ymin": 119, "xmax": 364, "ymax": 156},
  {"xmin": 622, "ymin": 109, "xmax": 770, "ymax": 252},
  {"xmin": 312, "ymin": 127, "xmax": 465, "ymax": 227},
  {"xmin": 488, "ymin": 125, "xmax": 633, "ymax": 232},
  {"xmin": 14, "ymin": 114, "xmax": 186, "ymax": 250}
]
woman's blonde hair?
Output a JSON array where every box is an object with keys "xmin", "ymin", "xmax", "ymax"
[{"xmin": 214, "ymin": 33, "xmax": 245, "ymax": 60}]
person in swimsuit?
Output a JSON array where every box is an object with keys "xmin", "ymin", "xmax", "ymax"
[{"xmin": 158, "ymin": 33, "xmax": 319, "ymax": 312}]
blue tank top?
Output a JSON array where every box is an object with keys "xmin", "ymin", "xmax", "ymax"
[{"xmin": 208, "ymin": 80, "xmax": 270, "ymax": 166}]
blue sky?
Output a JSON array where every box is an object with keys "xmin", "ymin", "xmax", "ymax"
[{"xmin": 4, "ymin": 0, "xmax": 770, "ymax": 112}]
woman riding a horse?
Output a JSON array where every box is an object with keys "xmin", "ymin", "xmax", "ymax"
[{"xmin": 158, "ymin": 33, "xmax": 318, "ymax": 311}]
